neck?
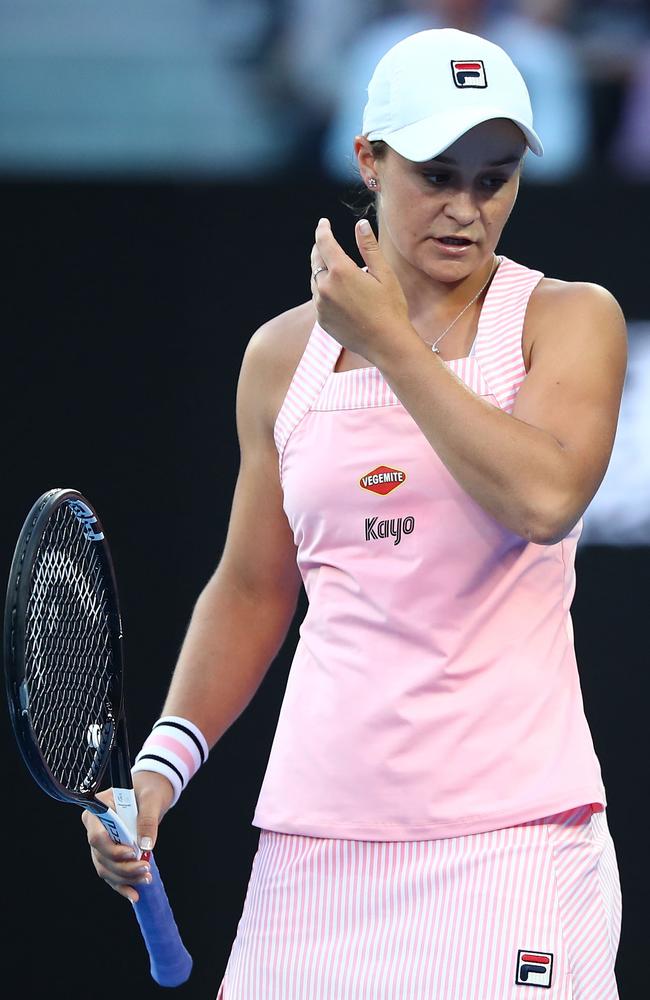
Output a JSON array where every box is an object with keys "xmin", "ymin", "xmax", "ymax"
[{"xmin": 378, "ymin": 240, "xmax": 498, "ymax": 328}]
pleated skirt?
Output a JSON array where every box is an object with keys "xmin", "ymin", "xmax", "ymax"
[{"xmin": 216, "ymin": 804, "xmax": 622, "ymax": 999}]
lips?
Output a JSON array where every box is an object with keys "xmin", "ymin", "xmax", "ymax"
[
  {"xmin": 436, "ymin": 236, "xmax": 474, "ymax": 245},
  {"xmin": 432, "ymin": 235, "xmax": 476, "ymax": 256}
]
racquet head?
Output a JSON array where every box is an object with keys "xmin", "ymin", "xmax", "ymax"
[
  {"xmin": 4, "ymin": 487, "xmax": 124, "ymax": 814},
  {"xmin": 4, "ymin": 488, "xmax": 193, "ymax": 987}
]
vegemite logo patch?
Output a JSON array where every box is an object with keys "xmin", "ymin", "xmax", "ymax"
[
  {"xmin": 515, "ymin": 949, "xmax": 553, "ymax": 988},
  {"xmin": 451, "ymin": 59, "xmax": 487, "ymax": 88},
  {"xmin": 359, "ymin": 465, "xmax": 406, "ymax": 496}
]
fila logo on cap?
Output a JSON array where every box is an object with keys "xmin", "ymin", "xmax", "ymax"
[
  {"xmin": 451, "ymin": 59, "xmax": 487, "ymax": 88},
  {"xmin": 515, "ymin": 949, "xmax": 554, "ymax": 988}
]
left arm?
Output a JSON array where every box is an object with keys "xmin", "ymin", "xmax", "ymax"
[
  {"xmin": 374, "ymin": 281, "xmax": 628, "ymax": 544},
  {"xmin": 311, "ymin": 218, "xmax": 628, "ymax": 545}
]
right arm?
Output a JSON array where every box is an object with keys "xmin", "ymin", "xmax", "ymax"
[
  {"xmin": 156, "ymin": 322, "xmax": 304, "ymax": 744},
  {"xmin": 82, "ymin": 309, "xmax": 308, "ymax": 899}
]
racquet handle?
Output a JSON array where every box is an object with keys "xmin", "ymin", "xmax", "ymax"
[
  {"xmin": 132, "ymin": 852, "xmax": 193, "ymax": 987},
  {"xmin": 98, "ymin": 807, "xmax": 192, "ymax": 987}
]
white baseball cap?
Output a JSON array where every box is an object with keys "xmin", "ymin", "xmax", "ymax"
[{"xmin": 362, "ymin": 28, "xmax": 543, "ymax": 161}]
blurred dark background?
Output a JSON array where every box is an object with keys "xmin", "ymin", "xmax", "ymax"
[{"xmin": 1, "ymin": 2, "xmax": 648, "ymax": 998}]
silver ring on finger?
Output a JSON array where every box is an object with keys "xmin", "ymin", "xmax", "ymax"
[{"xmin": 312, "ymin": 265, "xmax": 328, "ymax": 280}]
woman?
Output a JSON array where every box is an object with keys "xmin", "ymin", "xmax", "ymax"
[{"xmin": 83, "ymin": 28, "xmax": 626, "ymax": 999}]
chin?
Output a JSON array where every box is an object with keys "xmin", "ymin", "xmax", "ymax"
[
  {"xmin": 424, "ymin": 256, "xmax": 474, "ymax": 282},
  {"xmin": 428, "ymin": 245, "xmax": 493, "ymax": 277}
]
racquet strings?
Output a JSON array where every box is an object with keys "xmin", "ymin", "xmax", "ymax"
[{"xmin": 21, "ymin": 502, "xmax": 116, "ymax": 795}]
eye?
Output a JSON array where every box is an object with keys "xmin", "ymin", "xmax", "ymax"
[
  {"xmin": 422, "ymin": 172, "xmax": 450, "ymax": 185},
  {"xmin": 481, "ymin": 175, "xmax": 508, "ymax": 190}
]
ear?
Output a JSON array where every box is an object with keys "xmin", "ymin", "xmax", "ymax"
[{"xmin": 354, "ymin": 135, "xmax": 377, "ymax": 187}]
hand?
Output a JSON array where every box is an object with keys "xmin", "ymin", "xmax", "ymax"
[
  {"xmin": 310, "ymin": 218, "xmax": 413, "ymax": 367},
  {"xmin": 81, "ymin": 772, "xmax": 174, "ymax": 903}
]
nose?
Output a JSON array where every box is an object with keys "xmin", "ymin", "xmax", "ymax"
[{"xmin": 443, "ymin": 188, "xmax": 479, "ymax": 229}]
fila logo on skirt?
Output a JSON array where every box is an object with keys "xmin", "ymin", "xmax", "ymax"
[
  {"xmin": 515, "ymin": 949, "xmax": 554, "ymax": 988},
  {"xmin": 451, "ymin": 59, "xmax": 487, "ymax": 88}
]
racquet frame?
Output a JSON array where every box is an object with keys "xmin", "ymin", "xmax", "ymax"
[{"xmin": 4, "ymin": 488, "xmax": 192, "ymax": 988}]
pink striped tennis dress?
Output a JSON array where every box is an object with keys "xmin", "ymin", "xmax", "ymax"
[{"xmin": 216, "ymin": 256, "xmax": 622, "ymax": 998}]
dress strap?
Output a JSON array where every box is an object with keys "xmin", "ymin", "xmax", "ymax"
[
  {"xmin": 474, "ymin": 255, "xmax": 544, "ymax": 413},
  {"xmin": 273, "ymin": 322, "xmax": 339, "ymax": 482}
]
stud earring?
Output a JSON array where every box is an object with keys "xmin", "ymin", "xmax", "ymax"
[{"xmin": 368, "ymin": 177, "xmax": 378, "ymax": 189}]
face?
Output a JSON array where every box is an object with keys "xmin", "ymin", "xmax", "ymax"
[{"xmin": 355, "ymin": 118, "xmax": 526, "ymax": 285}]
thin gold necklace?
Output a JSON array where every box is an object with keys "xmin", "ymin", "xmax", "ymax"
[{"xmin": 423, "ymin": 255, "xmax": 499, "ymax": 354}]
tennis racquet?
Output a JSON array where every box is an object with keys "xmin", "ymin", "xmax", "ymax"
[{"xmin": 3, "ymin": 488, "xmax": 192, "ymax": 988}]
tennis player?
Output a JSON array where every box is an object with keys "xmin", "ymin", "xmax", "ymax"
[{"xmin": 83, "ymin": 28, "xmax": 626, "ymax": 999}]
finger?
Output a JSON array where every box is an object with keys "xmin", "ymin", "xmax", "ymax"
[
  {"xmin": 315, "ymin": 217, "xmax": 346, "ymax": 269},
  {"xmin": 309, "ymin": 261, "xmax": 328, "ymax": 298},
  {"xmin": 92, "ymin": 848, "xmax": 152, "ymax": 886},
  {"xmin": 310, "ymin": 243, "xmax": 326, "ymax": 274},
  {"xmin": 118, "ymin": 884, "xmax": 140, "ymax": 904},
  {"xmin": 310, "ymin": 244, "xmax": 327, "ymax": 276},
  {"xmin": 84, "ymin": 813, "xmax": 137, "ymax": 861},
  {"xmin": 310, "ymin": 265, "xmax": 327, "ymax": 289},
  {"xmin": 310, "ymin": 269, "xmax": 327, "ymax": 298},
  {"xmin": 95, "ymin": 788, "xmax": 116, "ymax": 808},
  {"xmin": 95, "ymin": 860, "xmax": 145, "ymax": 903},
  {"xmin": 136, "ymin": 806, "xmax": 160, "ymax": 855},
  {"xmin": 354, "ymin": 218, "xmax": 389, "ymax": 280}
]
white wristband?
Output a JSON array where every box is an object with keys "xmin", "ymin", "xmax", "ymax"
[{"xmin": 131, "ymin": 715, "xmax": 209, "ymax": 808}]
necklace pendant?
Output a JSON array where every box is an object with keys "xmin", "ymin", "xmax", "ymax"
[{"xmin": 431, "ymin": 344, "xmax": 440, "ymax": 354}]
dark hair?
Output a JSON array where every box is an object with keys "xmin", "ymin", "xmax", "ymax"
[{"xmin": 340, "ymin": 140, "xmax": 389, "ymax": 220}]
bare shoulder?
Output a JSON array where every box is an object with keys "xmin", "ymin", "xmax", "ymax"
[
  {"xmin": 243, "ymin": 298, "xmax": 317, "ymax": 432},
  {"xmin": 529, "ymin": 276, "xmax": 625, "ymax": 316},
  {"xmin": 524, "ymin": 276, "xmax": 627, "ymax": 371}
]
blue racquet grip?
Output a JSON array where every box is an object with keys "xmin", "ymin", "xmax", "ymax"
[{"xmin": 132, "ymin": 852, "xmax": 193, "ymax": 987}]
